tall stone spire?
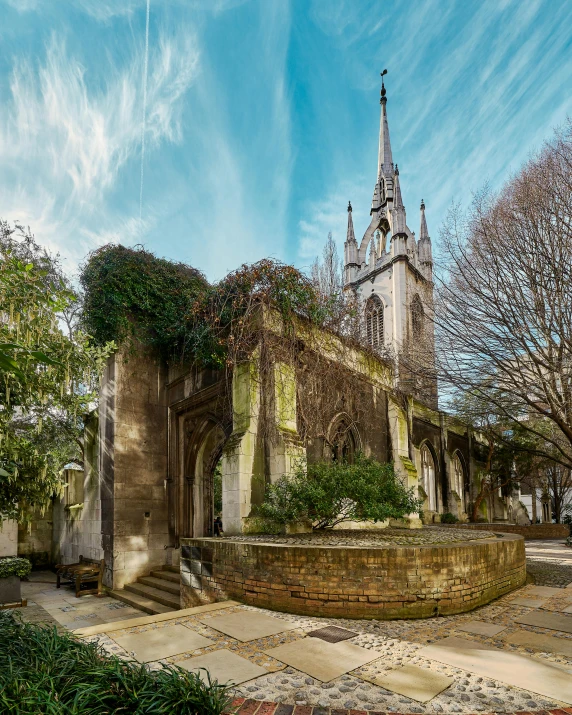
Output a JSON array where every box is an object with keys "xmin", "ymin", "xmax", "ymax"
[{"xmin": 377, "ymin": 70, "xmax": 393, "ymax": 179}]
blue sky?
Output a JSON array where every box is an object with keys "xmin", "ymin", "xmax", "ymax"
[{"xmin": 1, "ymin": 0, "xmax": 571, "ymax": 282}]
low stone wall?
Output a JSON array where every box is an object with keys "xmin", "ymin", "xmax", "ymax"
[
  {"xmin": 180, "ymin": 534, "xmax": 526, "ymax": 619},
  {"xmin": 444, "ymin": 523, "xmax": 570, "ymax": 540}
]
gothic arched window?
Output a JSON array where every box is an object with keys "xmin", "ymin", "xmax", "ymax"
[
  {"xmin": 331, "ymin": 419, "xmax": 357, "ymax": 464},
  {"xmin": 453, "ymin": 452, "xmax": 465, "ymax": 510},
  {"xmin": 365, "ymin": 295, "xmax": 384, "ymax": 349},
  {"xmin": 420, "ymin": 443, "xmax": 437, "ymax": 512},
  {"xmin": 411, "ymin": 294, "xmax": 424, "ymax": 340}
]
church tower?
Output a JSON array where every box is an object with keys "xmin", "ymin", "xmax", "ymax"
[{"xmin": 344, "ymin": 72, "xmax": 436, "ymax": 405}]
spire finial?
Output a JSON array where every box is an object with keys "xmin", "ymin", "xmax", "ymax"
[
  {"xmin": 420, "ymin": 198, "xmax": 425, "ymax": 210},
  {"xmin": 348, "ymin": 201, "xmax": 352, "ymax": 212},
  {"xmin": 380, "ymin": 68, "xmax": 387, "ymax": 103}
]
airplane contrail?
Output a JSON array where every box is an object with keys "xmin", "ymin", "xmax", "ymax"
[{"xmin": 139, "ymin": 0, "xmax": 151, "ymax": 223}]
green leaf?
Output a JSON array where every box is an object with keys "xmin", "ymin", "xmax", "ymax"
[
  {"xmin": 29, "ymin": 351, "xmax": 62, "ymax": 366},
  {"xmin": 25, "ymin": 263, "xmax": 34, "ymax": 271},
  {"xmin": 0, "ymin": 351, "xmax": 25, "ymax": 379}
]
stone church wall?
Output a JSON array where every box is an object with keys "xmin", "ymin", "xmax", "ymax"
[{"xmin": 99, "ymin": 348, "xmax": 169, "ymax": 589}]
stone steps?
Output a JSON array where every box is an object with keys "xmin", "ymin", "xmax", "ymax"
[
  {"xmin": 138, "ymin": 575, "xmax": 181, "ymax": 596},
  {"xmin": 109, "ymin": 567, "xmax": 181, "ymax": 615},
  {"xmin": 150, "ymin": 569, "xmax": 180, "ymax": 584},
  {"xmin": 109, "ymin": 588, "xmax": 176, "ymax": 615},
  {"xmin": 124, "ymin": 582, "xmax": 181, "ymax": 610}
]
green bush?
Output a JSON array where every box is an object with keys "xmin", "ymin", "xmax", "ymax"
[
  {"xmin": 440, "ymin": 512, "xmax": 459, "ymax": 524},
  {"xmin": 256, "ymin": 455, "xmax": 421, "ymax": 529},
  {"xmin": 0, "ymin": 556, "xmax": 31, "ymax": 579},
  {"xmin": 0, "ymin": 612, "xmax": 230, "ymax": 714}
]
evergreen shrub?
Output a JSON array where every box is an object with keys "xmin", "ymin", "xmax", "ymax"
[
  {"xmin": 0, "ymin": 556, "xmax": 31, "ymax": 579},
  {"xmin": 256, "ymin": 455, "xmax": 421, "ymax": 529}
]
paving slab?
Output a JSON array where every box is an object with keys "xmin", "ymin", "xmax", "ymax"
[
  {"xmin": 564, "ymin": 604, "xmax": 572, "ymax": 614},
  {"xmin": 110, "ymin": 624, "xmax": 214, "ymax": 662},
  {"xmin": 456, "ymin": 620, "xmax": 507, "ymax": 637},
  {"xmin": 509, "ymin": 597, "xmax": 549, "ymax": 608},
  {"xmin": 264, "ymin": 637, "xmax": 381, "ymax": 682},
  {"xmin": 419, "ymin": 635, "xmax": 572, "ymax": 704},
  {"xmin": 515, "ymin": 610, "xmax": 572, "ymax": 633},
  {"xmin": 73, "ymin": 600, "xmax": 238, "ymax": 636},
  {"xmin": 360, "ymin": 664, "xmax": 453, "ymax": 703},
  {"xmin": 504, "ymin": 628, "xmax": 572, "ymax": 657},
  {"xmin": 526, "ymin": 585, "xmax": 564, "ymax": 597},
  {"xmin": 200, "ymin": 611, "xmax": 297, "ymax": 642},
  {"xmin": 175, "ymin": 648, "xmax": 267, "ymax": 685}
]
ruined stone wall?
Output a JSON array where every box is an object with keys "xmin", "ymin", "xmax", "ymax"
[
  {"xmin": 99, "ymin": 348, "xmax": 169, "ymax": 589},
  {"xmin": 180, "ymin": 534, "xmax": 526, "ymax": 619},
  {"xmin": 17, "ymin": 505, "xmax": 53, "ymax": 567},
  {"xmin": 0, "ymin": 520, "xmax": 18, "ymax": 557}
]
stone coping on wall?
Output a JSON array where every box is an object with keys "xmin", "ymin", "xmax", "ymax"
[
  {"xmin": 217, "ymin": 526, "xmax": 497, "ymax": 547},
  {"xmin": 226, "ymin": 699, "xmax": 572, "ymax": 715},
  {"xmin": 441, "ymin": 523, "xmax": 571, "ymax": 540},
  {"xmin": 181, "ymin": 533, "xmax": 526, "ymax": 619}
]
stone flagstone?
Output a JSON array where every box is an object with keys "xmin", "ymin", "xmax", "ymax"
[
  {"xmin": 419, "ymin": 635, "xmax": 572, "ymax": 704},
  {"xmin": 515, "ymin": 610, "xmax": 572, "ymax": 634},
  {"xmin": 456, "ymin": 620, "xmax": 506, "ymax": 636},
  {"xmin": 526, "ymin": 586, "xmax": 564, "ymax": 597},
  {"xmin": 175, "ymin": 649, "xmax": 267, "ymax": 685},
  {"xmin": 200, "ymin": 611, "xmax": 297, "ymax": 642},
  {"xmin": 360, "ymin": 664, "xmax": 453, "ymax": 703},
  {"xmin": 110, "ymin": 624, "xmax": 213, "ymax": 662},
  {"xmin": 564, "ymin": 604, "xmax": 572, "ymax": 614},
  {"xmin": 509, "ymin": 596, "xmax": 548, "ymax": 608},
  {"xmin": 504, "ymin": 628, "xmax": 572, "ymax": 657},
  {"xmin": 264, "ymin": 637, "xmax": 381, "ymax": 682}
]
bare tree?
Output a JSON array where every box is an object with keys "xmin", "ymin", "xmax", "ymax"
[
  {"xmin": 311, "ymin": 232, "xmax": 344, "ymax": 300},
  {"xmin": 433, "ymin": 122, "xmax": 572, "ymax": 471}
]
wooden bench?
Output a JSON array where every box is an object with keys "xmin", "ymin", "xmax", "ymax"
[{"xmin": 55, "ymin": 556, "xmax": 104, "ymax": 597}]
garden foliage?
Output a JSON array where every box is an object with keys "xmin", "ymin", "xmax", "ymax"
[
  {"xmin": 256, "ymin": 455, "xmax": 420, "ymax": 529},
  {"xmin": 0, "ymin": 556, "xmax": 31, "ymax": 579},
  {"xmin": 0, "ymin": 612, "xmax": 230, "ymax": 714},
  {"xmin": 0, "ymin": 222, "xmax": 114, "ymax": 521},
  {"xmin": 81, "ymin": 246, "xmax": 345, "ymax": 368}
]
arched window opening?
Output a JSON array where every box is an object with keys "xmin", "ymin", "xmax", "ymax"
[
  {"xmin": 420, "ymin": 443, "xmax": 437, "ymax": 512},
  {"xmin": 453, "ymin": 453, "xmax": 465, "ymax": 510},
  {"xmin": 411, "ymin": 294, "xmax": 424, "ymax": 340},
  {"xmin": 365, "ymin": 295, "xmax": 384, "ymax": 349},
  {"xmin": 330, "ymin": 419, "xmax": 358, "ymax": 464}
]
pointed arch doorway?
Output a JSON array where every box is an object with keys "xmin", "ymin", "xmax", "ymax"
[{"xmin": 183, "ymin": 419, "xmax": 227, "ymax": 538}]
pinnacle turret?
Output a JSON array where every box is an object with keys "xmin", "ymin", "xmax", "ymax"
[
  {"xmin": 419, "ymin": 199, "xmax": 429, "ymax": 240},
  {"xmin": 346, "ymin": 201, "xmax": 356, "ymax": 243}
]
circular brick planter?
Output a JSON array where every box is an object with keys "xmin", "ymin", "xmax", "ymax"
[{"xmin": 181, "ymin": 533, "xmax": 526, "ymax": 619}]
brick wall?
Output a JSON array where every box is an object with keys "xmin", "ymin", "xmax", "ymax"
[
  {"xmin": 180, "ymin": 535, "xmax": 526, "ymax": 619},
  {"xmin": 444, "ymin": 523, "xmax": 570, "ymax": 540}
]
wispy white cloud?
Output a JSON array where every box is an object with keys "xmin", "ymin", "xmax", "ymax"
[{"xmin": 0, "ymin": 30, "xmax": 199, "ymax": 269}]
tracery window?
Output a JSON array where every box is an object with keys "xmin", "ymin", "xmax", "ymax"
[
  {"xmin": 411, "ymin": 294, "xmax": 424, "ymax": 340},
  {"xmin": 453, "ymin": 453, "xmax": 465, "ymax": 510},
  {"xmin": 331, "ymin": 419, "xmax": 357, "ymax": 464},
  {"xmin": 365, "ymin": 295, "xmax": 384, "ymax": 349},
  {"xmin": 420, "ymin": 443, "xmax": 437, "ymax": 512}
]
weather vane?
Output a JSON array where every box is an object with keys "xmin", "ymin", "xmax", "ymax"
[{"xmin": 380, "ymin": 69, "xmax": 387, "ymax": 99}]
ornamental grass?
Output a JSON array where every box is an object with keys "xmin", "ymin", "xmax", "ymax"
[{"xmin": 0, "ymin": 612, "xmax": 231, "ymax": 714}]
